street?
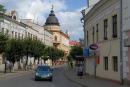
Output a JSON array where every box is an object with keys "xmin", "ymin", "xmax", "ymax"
[{"xmin": 0, "ymin": 67, "xmax": 82, "ymax": 87}]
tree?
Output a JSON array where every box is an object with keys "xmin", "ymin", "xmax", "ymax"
[
  {"xmin": 5, "ymin": 39, "xmax": 24, "ymax": 64},
  {"xmin": 43, "ymin": 46, "xmax": 65, "ymax": 65},
  {"xmin": 0, "ymin": 4, "xmax": 6, "ymax": 13},
  {"xmin": 0, "ymin": 33, "xmax": 8, "ymax": 53},
  {"xmin": 0, "ymin": 33, "xmax": 8, "ymax": 73},
  {"xmin": 69, "ymin": 46, "xmax": 83, "ymax": 60},
  {"xmin": 32, "ymin": 39, "xmax": 45, "ymax": 64},
  {"xmin": 23, "ymin": 38, "xmax": 33, "ymax": 69}
]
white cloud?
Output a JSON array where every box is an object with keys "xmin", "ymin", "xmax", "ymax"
[
  {"xmin": 57, "ymin": 10, "xmax": 84, "ymax": 40},
  {"xmin": 1, "ymin": 0, "xmax": 84, "ymax": 40}
]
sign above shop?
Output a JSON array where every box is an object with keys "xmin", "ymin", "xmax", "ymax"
[
  {"xmin": 83, "ymin": 48, "xmax": 89, "ymax": 57},
  {"xmin": 89, "ymin": 44, "xmax": 98, "ymax": 50}
]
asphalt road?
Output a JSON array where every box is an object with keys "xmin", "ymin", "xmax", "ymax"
[{"xmin": 0, "ymin": 67, "xmax": 82, "ymax": 87}]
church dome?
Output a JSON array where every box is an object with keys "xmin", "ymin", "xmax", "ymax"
[{"xmin": 45, "ymin": 9, "xmax": 59, "ymax": 26}]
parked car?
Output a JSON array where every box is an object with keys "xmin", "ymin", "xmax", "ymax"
[{"xmin": 35, "ymin": 65, "xmax": 53, "ymax": 81}]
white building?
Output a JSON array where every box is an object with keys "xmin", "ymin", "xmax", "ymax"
[
  {"xmin": 0, "ymin": 11, "xmax": 53, "ymax": 71},
  {"xmin": 20, "ymin": 19, "xmax": 53, "ymax": 46},
  {"xmin": 83, "ymin": 0, "xmax": 121, "ymax": 82}
]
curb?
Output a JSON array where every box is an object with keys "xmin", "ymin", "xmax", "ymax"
[
  {"xmin": 63, "ymin": 69, "xmax": 88, "ymax": 87},
  {"xmin": 0, "ymin": 70, "xmax": 33, "ymax": 79}
]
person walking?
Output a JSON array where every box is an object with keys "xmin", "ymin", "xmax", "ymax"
[
  {"xmin": 77, "ymin": 64, "xmax": 83, "ymax": 79},
  {"xmin": 70, "ymin": 61, "xmax": 73, "ymax": 69}
]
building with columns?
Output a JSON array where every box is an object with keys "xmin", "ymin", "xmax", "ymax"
[{"xmin": 44, "ymin": 8, "xmax": 70, "ymax": 57}]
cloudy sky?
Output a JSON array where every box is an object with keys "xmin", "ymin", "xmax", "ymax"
[{"xmin": 0, "ymin": 0, "xmax": 99, "ymax": 41}]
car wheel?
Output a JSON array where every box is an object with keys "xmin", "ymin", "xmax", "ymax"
[{"xmin": 49, "ymin": 77, "xmax": 53, "ymax": 81}]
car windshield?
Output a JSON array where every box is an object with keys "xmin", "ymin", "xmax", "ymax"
[{"xmin": 37, "ymin": 66, "xmax": 50, "ymax": 71}]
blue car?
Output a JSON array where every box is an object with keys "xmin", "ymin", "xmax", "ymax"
[{"xmin": 35, "ymin": 66, "xmax": 53, "ymax": 81}]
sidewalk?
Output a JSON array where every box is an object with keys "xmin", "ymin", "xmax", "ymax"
[
  {"xmin": 64, "ymin": 67, "xmax": 126, "ymax": 87},
  {"xmin": 0, "ymin": 70, "xmax": 33, "ymax": 80}
]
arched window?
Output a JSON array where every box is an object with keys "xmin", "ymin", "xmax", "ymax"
[{"xmin": 55, "ymin": 36, "xmax": 57, "ymax": 41}]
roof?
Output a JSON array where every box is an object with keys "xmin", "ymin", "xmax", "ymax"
[
  {"xmin": 0, "ymin": 12, "xmax": 38, "ymax": 32},
  {"xmin": 69, "ymin": 41, "xmax": 80, "ymax": 46},
  {"xmin": 45, "ymin": 10, "xmax": 59, "ymax": 26}
]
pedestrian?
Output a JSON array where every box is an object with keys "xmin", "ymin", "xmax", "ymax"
[
  {"xmin": 70, "ymin": 61, "xmax": 73, "ymax": 69},
  {"xmin": 77, "ymin": 64, "xmax": 83, "ymax": 79}
]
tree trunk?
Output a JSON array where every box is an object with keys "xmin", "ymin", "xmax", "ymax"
[
  {"xmin": 34, "ymin": 58, "xmax": 36, "ymax": 65},
  {"xmin": 18, "ymin": 60, "xmax": 21, "ymax": 70},
  {"xmin": 4, "ymin": 61, "xmax": 6, "ymax": 73},
  {"xmin": 52, "ymin": 59, "xmax": 54, "ymax": 66},
  {"xmin": 44, "ymin": 59, "xmax": 46, "ymax": 64},
  {"xmin": 25, "ymin": 54, "xmax": 28, "ymax": 71},
  {"xmin": 38, "ymin": 58, "xmax": 40, "ymax": 64}
]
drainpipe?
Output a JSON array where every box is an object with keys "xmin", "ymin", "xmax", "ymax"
[{"xmin": 120, "ymin": 0, "xmax": 123, "ymax": 85}]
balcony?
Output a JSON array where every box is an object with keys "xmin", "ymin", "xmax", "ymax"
[
  {"xmin": 53, "ymin": 40, "xmax": 60, "ymax": 44},
  {"xmin": 124, "ymin": 38, "xmax": 130, "ymax": 47}
]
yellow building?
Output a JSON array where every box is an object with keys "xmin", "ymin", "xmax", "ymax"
[
  {"xmin": 44, "ymin": 8, "xmax": 70, "ymax": 57},
  {"xmin": 83, "ymin": 0, "xmax": 121, "ymax": 82}
]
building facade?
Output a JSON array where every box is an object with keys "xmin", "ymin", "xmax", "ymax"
[
  {"xmin": 122, "ymin": 0, "xmax": 130, "ymax": 83},
  {"xmin": 20, "ymin": 19, "xmax": 53, "ymax": 46},
  {"xmin": 83, "ymin": 0, "xmax": 121, "ymax": 81},
  {"xmin": 0, "ymin": 11, "xmax": 53, "ymax": 70},
  {"xmin": 44, "ymin": 8, "xmax": 70, "ymax": 57}
]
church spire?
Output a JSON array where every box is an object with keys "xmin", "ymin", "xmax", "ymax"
[
  {"xmin": 50, "ymin": 5, "xmax": 54, "ymax": 14},
  {"xmin": 51, "ymin": 5, "xmax": 54, "ymax": 11}
]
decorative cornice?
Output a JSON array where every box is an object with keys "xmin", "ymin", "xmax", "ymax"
[
  {"xmin": 84, "ymin": 0, "xmax": 116, "ymax": 22},
  {"xmin": 50, "ymin": 30, "xmax": 70, "ymax": 39}
]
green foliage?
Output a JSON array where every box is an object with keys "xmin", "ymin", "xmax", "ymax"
[
  {"xmin": 32, "ymin": 39, "xmax": 45, "ymax": 59},
  {"xmin": 0, "ymin": 4, "xmax": 6, "ymax": 13},
  {"xmin": 0, "ymin": 33, "xmax": 8, "ymax": 53},
  {"xmin": 67, "ymin": 55, "xmax": 73, "ymax": 62},
  {"xmin": 43, "ymin": 46, "xmax": 64, "ymax": 61},
  {"xmin": 0, "ymin": 34, "xmax": 64, "ymax": 64},
  {"xmin": 5, "ymin": 39, "xmax": 24, "ymax": 63},
  {"xmin": 23, "ymin": 38, "xmax": 33, "ymax": 57},
  {"xmin": 69, "ymin": 46, "xmax": 83, "ymax": 60}
]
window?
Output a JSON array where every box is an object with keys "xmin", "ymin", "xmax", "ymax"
[
  {"xmin": 104, "ymin": 19, "xmax": 108, "ymax": 40},
  {"xmin": 93, "ymin": 27, "xmax": 95, "ymax": 43},
  {"xmin": 113, "ymin": 56, "xmax": 118, "ymax": 72},
  {"xmin": 104, "ymin": 57, "xmax": 108, "ymax": 70},
  {"xmin": 15, "ymin": 32, "xmax": 17, "ymax": 38},
  {"xmin": 28, "ymin": 33, "xmax": 30, "ymax": 37},
  {"xmin": 112, "ymin": 15, "xmax": 117, "ymax": 38},
  {"xmin": 6, "ymin": 30, "xmax": 9, "ymax": 35},
  {"xmin": 96, "ymin": 24, "xmax": 99, "ymax": 42},
  {"xmin": 25, "ymin": 32, "xmax": 27, "ymax": 37},
  {"xmin": 31, "ymin": 34, "xmax": 32, "ymax": 39},
  {"xmin": 12, "ymin": 31, "xmax": 14, "ymax": 38},
  {"xmin": 2, "ymin": 28, "xmax": 4, "ymax": 33},
  {"xmin": 55, "ymin": 36, "xmax": 57, "ymax": 41},
  {"xmin": 18, "ymin": 33, "xmax": 20, "ymax": 38},
  {"xmin": 22, "ymin": 34, "xmax": 24, "ymax": 39}
]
